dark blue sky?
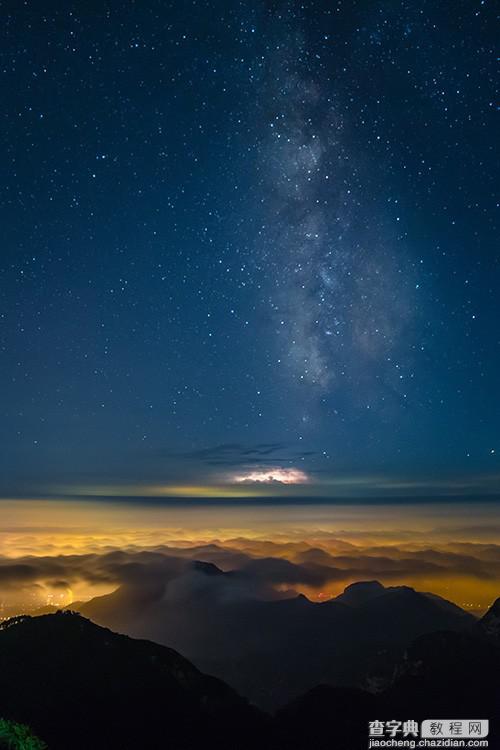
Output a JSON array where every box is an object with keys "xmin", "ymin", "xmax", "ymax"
[{"xmin": 0, "ymin": 0, "xmax": 498, "ymax": 498}]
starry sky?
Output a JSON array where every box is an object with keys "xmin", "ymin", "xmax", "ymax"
[{"xmin": 1, "ymin": 0, "xmax": 498, "ymax": 500}]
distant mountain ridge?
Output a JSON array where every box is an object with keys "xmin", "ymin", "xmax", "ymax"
[
  {"xmin": 76, "ymin": 566, "xmax": 476, "ymax": 709},
  {"xmin": 0, "ymin": 602, "xmax": 498, "ymax": 750}
]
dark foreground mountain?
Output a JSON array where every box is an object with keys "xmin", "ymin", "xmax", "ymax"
[
  {"xmin": 276, "ymin": 600, "xmax": 500, "ymax": 750},
  {"xmin": 0, "ymin": 604, "xmax": 499, "ymax": 750},
  {"xmin": 0, "ymin": 612, "xmax": 266, "ymax": 750},
  {"xmin": 78, "ymin": 569, "xmax": 475, "ymax": 709}
]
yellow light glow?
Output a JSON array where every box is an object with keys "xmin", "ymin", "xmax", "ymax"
[{"xmin": 0, "ymin": 499, "xmax": 499, "ymax": 613}]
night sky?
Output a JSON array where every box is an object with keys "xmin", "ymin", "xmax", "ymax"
[{"xmin": 1, "ymin": 0, "xmax": 498, "ymax": 499}]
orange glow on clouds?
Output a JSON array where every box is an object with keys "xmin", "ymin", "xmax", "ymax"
[{"xmin": 0, "ymin": 499, "xmax": 499, "ymax": 613}]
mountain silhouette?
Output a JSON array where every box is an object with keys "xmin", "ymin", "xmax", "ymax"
[
  {"xmin": 478, "ymin": 596, "xmax": 500, "ymax": 640},
  {"xmin": 77, "ymin": 569, "xmax": 475, "ymax": 709},
  {"xmin": 0, "ymin": 611, "xmax": 266, "ymax": 750},
  {"xmin": 273, "ymin": 595, "xmax": 500, "ymax": 749},
  {"xmin": 0, "ymin": 600, "xmax": 499, "ymax": 750},
  {"xmin": 335, "ymin": 579, "xmax": 386, "ymax": 605}
]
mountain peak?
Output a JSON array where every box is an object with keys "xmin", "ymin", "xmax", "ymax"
[
  {"xmin": 1, "ymin": 609, "xmax": 85, "ymax": 632},
  {"xmin": 336, "ymin": 580, "xmax": 386, "ymax": 606},
  {"xmin": 191, "ymin": 560, "xmax": 226, "ymax": 576},
  {"xmin": 479, "ymin": 597, "xmax": 500, "ymax": 639},
  {"xmin": 487, "ymin": 597, "xmax": 500, "ymax": 615}
]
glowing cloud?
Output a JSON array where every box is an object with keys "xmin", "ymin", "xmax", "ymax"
[{"xmin": 232, "ymin": 467, "xmax": 309, "ymax": 484}]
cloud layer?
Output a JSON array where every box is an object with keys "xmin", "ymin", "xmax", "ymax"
[{"xmin": 1, "ymin": 536, "xmax": 500, "ymax": 615}]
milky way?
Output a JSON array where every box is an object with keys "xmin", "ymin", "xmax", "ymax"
[
  {"xmin": 258, "ymin": 24, "xmax": 416, "ymax": 404},
  {"xmin": 0, "ymin": 0, "xmax": 497, "ymax": 494}
]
